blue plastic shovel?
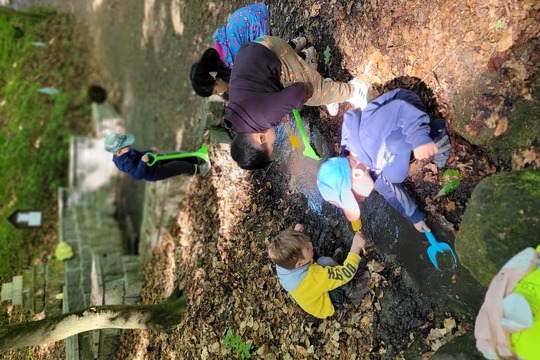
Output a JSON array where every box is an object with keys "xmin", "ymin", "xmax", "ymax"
[
  {"xmin": 145, "ymin": 144, "xmax": 209, "ymax": 167},
  {"xmin": 423, "ymin": 229, "xmax": 457, "ymax": 271}
]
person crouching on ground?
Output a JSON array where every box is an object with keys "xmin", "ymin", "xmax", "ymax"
[
  {"xmin": 225, "ymin": 35, "xmax": 368, "ymax": 170},
  {"xmin": 268, "ymin": 223, "xmax": 370, "ymax": 319},
  {"xmin": 104, "ymin": 133, "xmax": 209, "ymax": 181},
  {"xmin": 316, "ymin": 88, "xmax": 451, "ymax": 232},
  {"xmin": 189, "ymin": 2, "xmax": 313, "ymax": 99}
]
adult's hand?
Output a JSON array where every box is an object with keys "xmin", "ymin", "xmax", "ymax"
[
  {"xmin": 414, "ymin": 220, "xmax": 431, "ymax": 232},
  {"xmin": 413, "ymin": 142, "xmax": 438, "ymax": 160}
]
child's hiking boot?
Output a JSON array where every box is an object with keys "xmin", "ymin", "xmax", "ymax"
[
  {"xmin": 301, "ymin": 46, "xmax": 318, "ymax": 70},
  {"xmin": 347, "ymin": 78, "xmax": 369, "ymax": 110},
  {"xmin": 431, "ymin": 119, "xmax": 451, "ymax": 168},
  {"xmin": 332, "ymin": 247, "xmax": 345, "ymax": 265},
  {"xmin": 329, "ymin": 290, "xmax": 346, "ymax": 310},
  {"xmin": 325, "ymin": 102, "xmax": 339, "ymax": 116},
  {"xmin": 196, "ymin": 160, "xmax": 211, "ymax": 178},
  {"xmin": 345, "ymin": 271, "xmax": 370, "ymax": 306},
  {"xmin": 324, "ymin": 78, "xmax": 340, "ymax": 116},
  {"xmin": 290, "ymin": 36, "xmax": 307, "ymax": 53}
]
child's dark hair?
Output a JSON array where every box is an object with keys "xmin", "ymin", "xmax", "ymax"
[
  {"xmin": 189, "ymin": 48, "xmax": 231, "ymax": 97},
  {"xmin": 268, "ymin": 229, "xmax": 310, "ymax": 270},
  {"xmin": 231, "ymin": 133, "xmax": 272, "ymax": 170}
]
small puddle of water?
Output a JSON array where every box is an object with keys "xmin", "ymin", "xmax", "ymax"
[{"xmin": 274, "ymin": 119, "xmax": 329, "ymax": 215}]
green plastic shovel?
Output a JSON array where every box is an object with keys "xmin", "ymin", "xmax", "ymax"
[
  {"xmin": 291, "ymin": 109, "xmax": 321, "ymax": 161},
  {"xmin": 146, "ymin": 143, "xmax": 209, "ymax": 166}
]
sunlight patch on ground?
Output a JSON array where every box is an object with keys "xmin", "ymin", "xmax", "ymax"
[
  {"xmin": 131, "ymin": 330, "xmax": 151, "ymax": 358},
  {"xmin": 170, "ymin": 0, "xmax": 184, "ymax": 36},
  {"xmin": 31, "ymin": 343, "xmax": 55, "ymax": 359},
  {"xmin": 157, "ymin": 232, "xmax": 177, "ymax": 296},
  {"xmin": 175, "ymin": 127, "xmax": 184, "ymax": 151},
  {"xmin": 207, "ymin": 2, "xmax": 219, "ymax": 14},
  {"xmin": 141, "ymin": 0, "xmax": 167, "ymax": 54},
  {"xmin": 211, "ymin": 163, "xmax": 253, "ymax": 264},
  {"xmin": 90, "ymin": 0, "xmax": 103, "ymax": 11},
  {"xmin": 120, "ymin": 77, "xmax": 135, "ymax": 119}
]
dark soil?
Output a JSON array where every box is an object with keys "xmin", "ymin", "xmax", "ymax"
[{"xmin": 112, "ymin": 0, "xmax": 536, "ymax": 358}]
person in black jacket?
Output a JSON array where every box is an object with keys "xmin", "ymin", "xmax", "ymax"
[{"xmin": 224, "ymin": 36, "xmax": 368, "ymax": 170}]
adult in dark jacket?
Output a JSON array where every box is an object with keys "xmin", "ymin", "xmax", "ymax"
[
  {"xmin": 104, "ymin": 133, "xmax": 209, "ymax": 180},
  {"xmin": 225, "ymin": 35, "xmax": 367, "ymax": 170},
  {"xmin": 189, "ymin": 2, "xmax": 312, "ymax": 98},
  {"xmin": 316, "ymin": 88, "xmax": 451, "ymax": 232}
]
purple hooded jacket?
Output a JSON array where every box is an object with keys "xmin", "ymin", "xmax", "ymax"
[{"xmin": 341, "ymin": 88, "xmax": 433, "ymax": 223}]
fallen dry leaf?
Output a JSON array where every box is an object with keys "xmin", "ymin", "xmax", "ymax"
[
  {"xmin": 310, "ymin": 4, "xmax": 321, "ymax": 17},
  {"xmin": 494, "ymin": 117, "xmax": 508, "ymax": 137},
  {"xmin": 496, "ymin": 27, "xmax": 514, "ymax": 52},
  {"xmin": 444, "ymin": 317, "xmax": 457, "ymax": 332},
  {"xmin": 366, "ymin": 259, "xmax": 386, "ymax": 273}
]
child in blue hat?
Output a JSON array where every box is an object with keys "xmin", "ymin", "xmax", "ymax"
[{"xmin": 317, "ymin": 88, "xmax": 451, "ymax": 232}]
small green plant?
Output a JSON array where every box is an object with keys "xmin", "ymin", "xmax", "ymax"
[
  {"xmin": 435, "ymin": 169, "xmax": 460, "ymax": 197},
  {"xmin": 495, "ymin": 20, "xmax": 504, "ymax": 30},
  {"xmin": 222, "ymin": 328, "xmax": 252, "ymax": 359},
  {"xmin": 323, "ymin": 45, "xmax": 331, "ymax": 65}
]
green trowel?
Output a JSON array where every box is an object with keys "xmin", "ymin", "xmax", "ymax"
[
  {"xmin": 291, "ymin": 109, "xmax": 322, "ymax": 161},
  {"xmin": 145, "ymin": 144, "xmax": 209, "ymax": 166}
]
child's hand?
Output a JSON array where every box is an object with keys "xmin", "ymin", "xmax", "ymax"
[
  {"xmin": 414, "ymin": 220, "xmax": 430, "ymax": 232},
  {"xmin": 294, "ymin": 224, "xmax": 304, "ymax": 232},
  {"xmin": 142, "ymin": 153, "xmax": 150, "ymax": 162},
  {"xmin": 351, "ymin": 232, "xmax": 366, "ymax": 254},
  {"xmin": 413, "ymin": 142, "xmax": 438, "ymax": 160}
]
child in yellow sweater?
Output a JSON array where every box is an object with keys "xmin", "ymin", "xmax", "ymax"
[{"xmin": 268, "ymin": 224, "xmax": 370, "ymax": 318}]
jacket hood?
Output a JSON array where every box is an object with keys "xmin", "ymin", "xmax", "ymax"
[{"xmin": 276, "ymin": 263, "xmax": 310, "ymax": 292}]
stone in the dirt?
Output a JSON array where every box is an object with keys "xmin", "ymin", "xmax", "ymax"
[{"xmin": 456, "ymin": 169, "xmax": 540, "ymax": 286}]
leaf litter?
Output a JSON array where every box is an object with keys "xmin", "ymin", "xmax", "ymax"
[{"xmin": 115, "ymin": 0, "xmax": 538, "ymax": 358}]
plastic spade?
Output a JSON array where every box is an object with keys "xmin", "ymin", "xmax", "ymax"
[
  {"xmin": 291, "ymin": 109, "xmax": 322, "ymax": 160},
  {"xmin": 284, "ymin": 121, "xmax": 301, "ymax": 148},
  {"xmin": 146, "ymin": 144, "xmax": 209, "ymax": 166},
  {"xmin": 351, "ymin": 218, "xmax": 366, "ymax": 255},
  {"xmin": 423, "ymin": 229, "xmax": 457, "ymax": 271},
  {"xmin": 351, "ymin": 218, "xmax": 362, "ymax": 232}
]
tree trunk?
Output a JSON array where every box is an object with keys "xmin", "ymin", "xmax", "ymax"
[{"xmin": 0, "ymin": 289, "xmax": 187, "ymax": 349}]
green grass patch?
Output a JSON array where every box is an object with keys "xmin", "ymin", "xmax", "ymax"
[{"xmin": 0, "ymin": 8, "xmax": 93, "ymax": 281}]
